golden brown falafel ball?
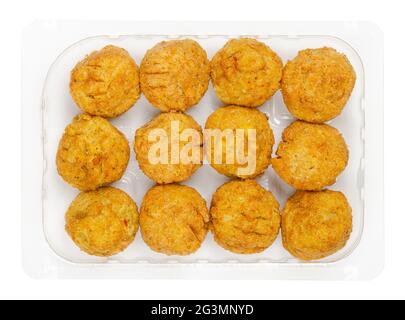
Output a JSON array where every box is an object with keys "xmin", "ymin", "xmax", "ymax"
[
  {"xmin": 140, "ymin": 184, "xmax": 209, "ymax": 256},
  {"xmin": 272, "ymin": 121, "xmax": 348, "ymax": 190},
  {"xmin": 70, "ymin": 45, "xmax": 140, "ymax": 118},
  {"xmin": 56, "ymin": 114, "xmax": 130, "ymax": 191},
  {"xmin": 282, "ymin": 190, "xmax": 352, "ymax": 261},
  {"xmin": 205, "ymin": 106, "xmax": 274, "ymax": 179},
  {"xmin": 140, "ymin": 39, "xmax": 210, "ymax": 112},
  {"xmin": 134, "ymin": 113, "xmax": 203, "ymax": 184},
  {"xmin": 65, "ymin": 187, "xmax": 139, "ymax": 257},
  {"xmin": 210, "ymin": 180, "xmax": 280, "ymax": 254},
  {"xmin": 281, "ymin": 47, "xmax": 356, "ymax": 123},
  {"xmin": 211, "ymin": 38, "xmax": 283, "ymax": 107}
]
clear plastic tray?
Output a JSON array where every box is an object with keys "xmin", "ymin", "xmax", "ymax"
[{"xmin": 42, "ymin": 34, "xmax": 365, "ymax": 265}]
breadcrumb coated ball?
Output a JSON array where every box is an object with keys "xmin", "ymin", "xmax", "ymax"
[
  {"xmin": 70, "ymin": 45, "xmax": 140, "ymax": 118},
  {"xmin": 281, "ymin": 47, "xmax": 356, "ymax": 123},
  {"xmin": 282, "ymin": 190, "xmax": 352, "ymax": 261},
  {"xmin": 56, "ymin": 114, "xmax": 130, "ymax": 191},
  {"xmin": 210, "ymin": 180, "xmax": 280, "ymax": 254},
  {"xmin": 65, "ymin": 187, "xmax": 139, "ymax": 257},
  {"xmin": 140, "ymin": 39, "xmax": 210, "ymax": 112},
  {"xmin": 272, "ymin": 121, "xmax": 348, "ymax": 190},
  {"xmin": 211, "ymin": 38, "xmax": 283, "ymax": 107},
  {"xmin": 134, "ymin": 113, "xmax": 203, "ymax": 184},
  {"xmin": 140, "ymin": 184, "xmax": 209, "ymax": 256},
  {"xmin": 205, "ymin": 106, "xmax": 274, "ymax": 179}
]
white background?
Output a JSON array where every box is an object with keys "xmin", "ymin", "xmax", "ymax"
[{"xmin": 1, "ymin": 0, "xmax": 401, "ymax": 299}]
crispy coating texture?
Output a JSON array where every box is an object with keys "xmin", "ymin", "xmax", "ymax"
[
  {"xmin": 282, "ymin": 47, "xmax": 356, "ymax": 123},
  {"xmin": 282, "ymin": 190, "xmax": 352, "ymax": 261},
  {"xmin": 205, "ymin": 106, "xmax": 274, "ymax": 179},
  {"xmin": 140, "ymin": 39, "xmax": 210, "ymax": 112},
  {"xmin": 134, "ymin": 113, "xmax": 203, "ymax": 184},
  {"xmin": 140, "ymin": 184, "xmax": 209, "ymax": 256},
  {"xmin": 211, "ymin": 38, "xmax": 283, "ymax": 107},
  {"xmin": 210, "ymin": 180, "xmax": 280, "ymax": 254},
  {"xmin": 272, "ymin": 121, "xmax": 348, "ymax": 190},
  {"xmin": 56, "ymin": 114, "xmax": 130, "ymax": 191},
  {"xmin": 65, "ymin": 187, "xmax": 139, "ymax": 257},
  {"xmin": 70, "ymin": 45, "xmax": 140, "ymax": 118}
]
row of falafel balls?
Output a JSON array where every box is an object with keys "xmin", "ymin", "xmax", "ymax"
[{"xmin": 57, "ymin": 38, "xmax": 356, "ymax": 261}]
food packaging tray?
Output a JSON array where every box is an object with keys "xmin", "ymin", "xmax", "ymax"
[{"xmin": 22, "ymin": 21, "xmax": 384, "ymax": 279}]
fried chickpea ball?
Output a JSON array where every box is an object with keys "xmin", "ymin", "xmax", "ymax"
[
  {"xmin": 70, "ymin": 45, "xmax": 140, "ymax": 118},
  {"xmin": 205, "ymin": 106, "xmax": 274, "ymax": 179},
  {"xmin": 134, "ymin": 113, "xmax": 203, "ymax": 184},
  {"xmin": 210, "ymin": 180, "xmax": 280, "ymax": 254},
  {"xmin": 140, "ymin": 184, "xmax": 209, "ymax": 256},
  {"xmin": 282, "ymin": 190, "xmax": 352, "ymax": 261},
  {"xmin": 140, "ymin": 39, "xmax": 210, "ymax": 112},
  {"xmin": 56, "ymin": 114, "xmax": 130, "ymax": 191},
  {"xmin": 272, "ymin": 121, "xmax": 348, "ymax": 190},
  {"xmin": 211, "ymin": 38, "xmax": 283, "ymax": 107},
  {"xmin": 65, "ymin": 187, "xmax": 139, "ymax": 257},
  {"xmin": 281, "ymin": 47, "xmax": 356, "ymax": 123}
]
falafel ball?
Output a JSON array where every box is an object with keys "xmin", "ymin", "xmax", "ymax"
[
  {"xmin": 65, "ymin": 187, "xmax": 139, "ymax": 257},
  {"xmin": 205, "ymin": 106, "xmax": 274, "ymax": 179},
  {"xmin": 282, "ymin": 190, "xmax": 352, "ymax": 261},
  {"xmin": 211, "ymin": 38, "xmax": 283, "ymax": 107},
  {"xmin": 140, "ymin": 39, "xmax": 210, "ymax": 112},
  {"xmin": 210, "ymin": 180, "xmax": 280, "ymax": 254},
  {"xmin": 272, "ymin": 121, "xmax": 348, "ymax": 190},
  {"xmin": 281, "ymin": 47, "xmax": 356, "ymax": 123},
  {"xmin": 140, "ymin": 184, "xmax": 209, "ymax": 256},
  {"xmin": 134, "ymin": 113, "xmax": 203, "ymax": 184},
  {"xmin": 56, "ymin": 114, "xmax": 130, "ymax": 191},
  {"xmin": 70, "ymin": 45, "xmax": 140, "ymax": 118}
]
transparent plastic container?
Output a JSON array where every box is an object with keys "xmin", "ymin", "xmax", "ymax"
[{"xmin": 22, "ymin": 21, "xmax": 383, "ymax": 279}]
